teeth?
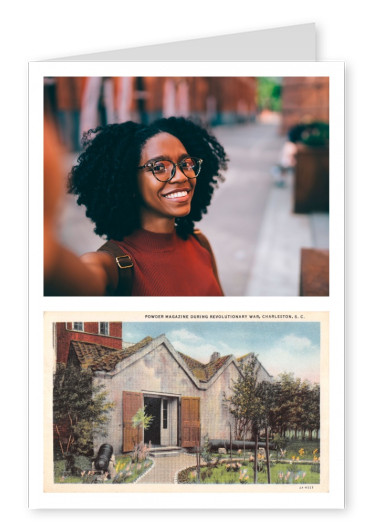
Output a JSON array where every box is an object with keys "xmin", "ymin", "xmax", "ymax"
[{"xmin": 165, "ymin": 191, "xmax": 188, "ymax": 199}]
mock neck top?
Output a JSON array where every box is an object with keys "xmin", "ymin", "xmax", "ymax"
[{"xmin": 113, "ymin": 228, "xmax": 223, "ymax": 296}]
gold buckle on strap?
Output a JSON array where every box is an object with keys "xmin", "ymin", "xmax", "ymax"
[{"xmin": 115, "ymin": 255, "xmax": 133, "ymax": 269}]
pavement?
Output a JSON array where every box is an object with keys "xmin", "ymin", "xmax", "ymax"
[
  {"xmin": 58, "ymin": 119, "xmax": 329, "ymax": 296},
  {"xmin": 136, "ymin": 452, "xmax": 197, "ymax": 484},
  {"xmin": 198, "ymin": 120, "xmax": 329, "ymax": 296}
]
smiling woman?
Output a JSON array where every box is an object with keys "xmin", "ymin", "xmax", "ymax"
[{"xmin": 45, "ymin": 117, "xmax": 228, "ymax": 296}]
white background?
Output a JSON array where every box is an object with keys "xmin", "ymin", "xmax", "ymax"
[{"xmin": 2, "ymin": 0, "xmax": 371, "ymax": 527}]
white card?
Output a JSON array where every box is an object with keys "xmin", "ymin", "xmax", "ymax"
[{"xmin": 29, "ymin": 25, "xmax": 345, "ymax": 510}]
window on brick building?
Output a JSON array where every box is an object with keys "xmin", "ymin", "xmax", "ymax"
[
  {"xmin": 72, "ymin": 322, "xmax": 84, "ymax": 331},
  {"xmin": 99, "ymin": 322, "xmax": 109, "ymax": 336}
]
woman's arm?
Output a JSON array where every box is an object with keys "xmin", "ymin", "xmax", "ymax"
[
  {"xmin": 44, "ymin": 117, "xmax": 118, "ymax": 296},
  {"xmin": 44, "ymin": 231, "xmax": 118, "ymax": 295}
]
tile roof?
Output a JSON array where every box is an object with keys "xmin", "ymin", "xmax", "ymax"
[
  {"xmin": 69, "ymin": 336, "xmax": 153, "ymax": 372},
  {"xmin": 237, "ymin": 353, "xmax": 255, "ymax": 362},
  {"xmin": 68, "ymin": 335, "xmax": 233, "ymax": 382},
  {"xmin": 178, "ymin": 352, "xmax": 232, "ymax": 383}
]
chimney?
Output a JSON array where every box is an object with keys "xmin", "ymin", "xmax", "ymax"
[{"xmin": 210, "ymin": 352, "xmax": 220, "ymax": 363}]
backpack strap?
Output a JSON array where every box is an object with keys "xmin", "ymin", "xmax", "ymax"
[
  {"xmin": 97, "ymin": 241, "xmax": 133, "ymax": 296},
  {"xmin": 193, "ymin": 229, "xmax": 223, "ymax": 294}
]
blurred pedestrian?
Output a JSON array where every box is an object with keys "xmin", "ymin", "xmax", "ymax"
[{"xmin": 55, "ymin": 77, "xmax": 83, "ymax": 152}]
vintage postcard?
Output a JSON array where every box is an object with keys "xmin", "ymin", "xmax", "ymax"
[{"xmin": 40, "ymin": 311, "xmax": 331, "ymax": 506}]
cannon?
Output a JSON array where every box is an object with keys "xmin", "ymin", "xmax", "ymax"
[{"xmin": 94, "ymin": 443, "xmax": 114, "ymax": 473}]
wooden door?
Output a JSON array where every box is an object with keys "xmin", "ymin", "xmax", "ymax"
[
  {"xmin": 181, "ymin": 397, "xmax": 200, "ymax": 447},
  {"xmin": 122, "ymin": 391, "xmax": 143, "ymax": 452}
]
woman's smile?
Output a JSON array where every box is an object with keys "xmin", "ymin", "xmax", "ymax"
[{"xmin": 162, "ymin": 187, "xmax": 192, "ymax": 200}]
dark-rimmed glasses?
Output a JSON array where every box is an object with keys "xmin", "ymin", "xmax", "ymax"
[{"xmin": 138, "ymin": 156, "xmax": 203, "ymax": 182}]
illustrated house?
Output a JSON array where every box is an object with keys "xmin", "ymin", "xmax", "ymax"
[{"xmin": 55, "ymin": 322, "xmax": 272, "ymax": 455}]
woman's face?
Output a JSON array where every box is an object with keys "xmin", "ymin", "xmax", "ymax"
[{"xmin": 137, "ymin": 132, "xmax": 196, "ymax": 231}]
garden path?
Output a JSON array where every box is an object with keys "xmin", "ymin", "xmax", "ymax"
[{"xmin": 137, "ymin": 453, "xmax": 197, "ymax": 484}]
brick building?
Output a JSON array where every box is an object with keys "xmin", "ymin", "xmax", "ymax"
[
  {"xmin": 54, "ymin": 321, "xmax": 123, "ymax": 365},
  {"xmin": 133, "ymin": 76, "xmax": 258, "ymax": 125},
  {"xmin": 47, "ymin": 76, "xmax": 258, "ymax": 135},
  {"xmin": 280, "ymin": 77, "xmax": 329, "ymax": 135}
]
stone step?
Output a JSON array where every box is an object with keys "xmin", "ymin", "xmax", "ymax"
[
  {"xmin": 149, "ymin": 451, "xmax": 182, "ymax": 458},
  {"xmin": 148, "ymin": 446, "xmax": 183, "ymax": 457}
]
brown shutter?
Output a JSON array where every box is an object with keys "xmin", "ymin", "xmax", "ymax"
[
  {"xmin": 181, "ymin": 397, "xmax": 200, "ymax": 447},
  {"xmin": 122, "ymin": 391, "xmax": 143, "ymax": 452}
]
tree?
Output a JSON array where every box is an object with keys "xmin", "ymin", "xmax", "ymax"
[
  {"xmin": 130, "ymin": 406, "xmax": 154, "ymax": 463},
  {"xmin": 53, "ymin": 363, "xmax": 114, "ymax": 457},
  {"xmin": 132, "ymin": 406, "xmax": 153, "ymax": 445},
  {"xmin": 272, "ymin": 373, "xmax": 320, "ymax": 440},
  {"xmin": 224, "ymin": 355, "xmax": 261, "ymax": 440},
  {"xmin": 303, "ymin": 383, "xmax": 320, "ymax": 440},
  {"xmin": 225, "ymin": 355, "xmax": 265, "ymax": 483},
  {"xmin": 256, "ymin": 380, "xmax": 278, "ymax": 483},
  {"xmin": 273, "ymin": 372, "xmax": 298, "ymax": 437}
]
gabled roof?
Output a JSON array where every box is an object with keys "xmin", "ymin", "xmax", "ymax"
[
  {"xmin": 68, "ymin": 335, "xmax": 273, "ymax": 386},
  {"xmin": 69, "ymin": 336, "xmax": 153, "ymax": 372},
  {"xmin": 67, "ymin": 334, "xmax": 241, "ymax": 389},
  {"xmin": 178, "ymin": 352, "xmax": 232, "ymax": 383},
  {"xmin": 236, "ymin": 352, "xmax": 273, "ymax": 380}
]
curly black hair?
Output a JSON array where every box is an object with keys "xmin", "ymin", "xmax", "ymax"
[{"xmin": 68, "ymin": 116, "xmax": 228, "ymax": 240}]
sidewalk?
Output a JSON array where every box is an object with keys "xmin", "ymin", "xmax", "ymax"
[
  {"xmin": 198, "ymin": 122, "xmax": 329, "ymax": 296},
  {"xmin": 245, "ymin": 174, "xmax": 329, "ymax": 296}
]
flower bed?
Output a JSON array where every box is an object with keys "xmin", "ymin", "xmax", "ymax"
[{"xmin": 54, "ymin": 455, "xmax": 153, "ymax": 484}]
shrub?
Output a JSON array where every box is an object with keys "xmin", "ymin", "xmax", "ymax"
[{"xmin": 65, "ymin": 454, "xmax": 92, "ymax": 476}]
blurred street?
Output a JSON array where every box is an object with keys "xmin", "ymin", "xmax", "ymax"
[{"xmin": 58, "ymin": 120, "xmax": 329, "ymax": 296}]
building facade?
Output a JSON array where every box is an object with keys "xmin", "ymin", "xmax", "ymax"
[{"xmin": 55, "ymin": 321, "xmax": 273, "ymax": 455}]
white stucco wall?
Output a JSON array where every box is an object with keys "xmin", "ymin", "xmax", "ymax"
[{"xmin": 93, "ymin": 338, "xmax": 243, "ymax": 454}]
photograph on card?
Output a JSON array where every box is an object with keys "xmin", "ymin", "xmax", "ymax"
[
  {"xmin": 44, "ymin": 311, "xmax": 328, "ymax": 493},
  {"xmin": 43, "ymin": 76, "xmax": 329, "ymax": 297}
]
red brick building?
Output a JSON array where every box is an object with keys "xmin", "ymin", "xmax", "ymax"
[
  {"xmin": 138, "ymin": 76, "xmax": 257, "ymax": 125},
  {"xmin": 55, "ymin": 322, "xmax": 122, "ymax": 365},
  {"xmin": 280, "ymin": 77, "xmax": 329, "ymax": 135},
  {"xmin": 46, "ymin": 76, "xmax": 258, "ymax": 136}
]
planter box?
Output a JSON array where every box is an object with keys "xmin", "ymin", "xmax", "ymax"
[
  {"xmin": 294, "ymin": 143, "xmax": 329, "ymax": 213},
  {"xmin": 300, "ymin": 248, "xmax": 329, "ymax": 296}
]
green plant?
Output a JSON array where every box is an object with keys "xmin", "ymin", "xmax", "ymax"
[
  {"xmin": 272, "ymin": 434, "xmax": 288, "ymax": 461},
  {"xmin": 53, "ymin": 363, "xmax": 114, "ymax": 458},
  {"xmin": 65, "ymin": 454, "xmax": 92, "ymax": 476},
  {"xmin": 239, "ymin": 469, "xmax": 249, "ymax": 483},
  {"xmin": 300, "ymin": 122, "xmax": 329, "ymax": 147},
  {"xmin": 311, "ymin": 448, "xmax": 320, "ymax": 473},
  {"xmin": 131, "ymin": 442, "xmax": 150, "ymax": 464},
  {"xmin": 132, "ymin": 406, "xmax": 154, "ymax": 432},
  {"xmin": 201, "ymin": 434, "xmax": 218, "ymax": 468}
]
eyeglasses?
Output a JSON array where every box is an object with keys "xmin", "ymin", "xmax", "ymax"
[{"xmin": 138, "ymin": 156, "xmax": 203, "ymax": 182}]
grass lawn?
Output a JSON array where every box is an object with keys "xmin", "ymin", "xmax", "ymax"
[
  {"xmin": 179, "ymin": 462, "xmax": 320, "ymax": 484},
  {"xmin": 54, "ymin": 455, "xmax": 153, "ymax": 484},
  {"xmin": 179, "ymin": 440, "xmax": 321, "ymax": 484}
]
